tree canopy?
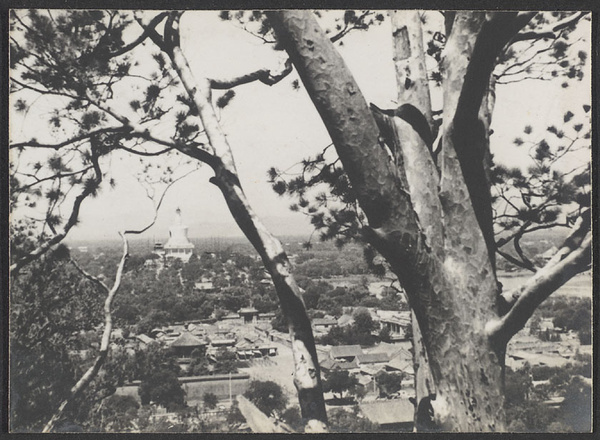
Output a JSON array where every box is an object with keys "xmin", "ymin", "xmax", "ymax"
[{"xmin": 9, "ymin": 8, "xmax": 592, "ymax": 432}]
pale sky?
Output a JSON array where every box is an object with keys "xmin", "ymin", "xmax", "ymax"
[{"xmin": 9, "ymin": 11, "xmax": 591, "ymax": 243}]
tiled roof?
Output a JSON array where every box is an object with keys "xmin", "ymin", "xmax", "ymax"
[
  {"xmin": 320, "ymin": 358, "xmax": 359, "ymax": 371},
  {"xmin": 356, "ymin": 352, "xmax": 389, "ymax": 364},
  {"xmin": 170, "ymin": 331, "xmax": 207, "ymax": 347},
  {"xmin": 136, "ymin": 334, "xmax": 154, "ymax": 344},
  {"xmin": 329, "ymin": 345, "xmax": 363, "ymax": 359}
]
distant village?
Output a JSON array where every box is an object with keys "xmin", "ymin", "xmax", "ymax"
[{"xmin": 70, "ymin": 209, "xmax": 590, "ymax": 431}]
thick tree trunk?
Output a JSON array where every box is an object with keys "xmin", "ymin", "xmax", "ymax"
[{"xmin": 270, "ymin": 10, "xmax": 508, "ymax": 431}]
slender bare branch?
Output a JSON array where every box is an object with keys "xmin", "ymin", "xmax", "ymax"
[
  {"xmin": 15, "ymin": 166, "xmax": 93, "ymax": 192},
  {"xmin": 70, "ymin": 258, "xmax": 109, "ymax": 292},
  {"xmin": 42, "ymin": 231, "xmax": 128, "ymax": 433},
  {"xmin": 41, "ymin": 162, "xmax": 192, "ymax": 431},
  {"xmin": 125, "ymin": 168, "xmax": 198, "ymax": 235},
  {"xmin": 137, "ymin": 11, "xmax": 329, "ymax": 428},
  {"xmin": 513, "ymin": 233, "xmax": 536, "ymax": 272},
  {"xmin": 497, "ymin": 248, "xmax": 536, "ymax": 272}
]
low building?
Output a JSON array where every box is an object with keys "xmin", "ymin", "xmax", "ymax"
[
  {"xmin": 507, "ymin": 350, "xmax": 571, "ymax": 369},
  {"xmin": 235, "ymin": 340, "xmax": 278, "ymax": 359},
  {"xmin": 356, "ymin": 352, "xmax": 389, "ymax": 366},
  {"xmin": 238, "ymin": 307, "xmax": 259, "ymax": 324},
  {"xmin": 337, "ymin": 315, "xmax": 355, "ymax": 328},
  {"xmin": 320, "ymin": 357, "xmax": 359, "ymax": 373},
  {"xmin": 312, "ymin": 317, "xmax": 337, "ymax": 333},
  {"xmin": 378, "ymin": 311, "xmax": 411, "ymax": 341},
  {"xmin": 194, "ymin": 280, "xmax": 215, "ymax": 292},
  {"xmin": 115, "ymin": 373, "xmax": 251, "ymax": 406},
  {"xmin": 222, "ymin": 312, "xmax": 241, "ymax": 323},
  {"xmin": 385, "ymin": 351, "xmax": 414, "ymax": 376},
  {"xmin": 170, "ymin": 331, "xmax": 207, "ymax": 358},
  {"xmin": 329, "ymin": 345, "xmax": 364, "ymax": 362},
  {"xmin": 257, "ymin": 312, "xmax": 275, "ymax": 323},
  {"xmin": 136, "ymin": 334, "xmax": 154, "ymax": 345},
  {"xmin": 359, "ymin": 399, "xmax": 415, "ymax": 431}
]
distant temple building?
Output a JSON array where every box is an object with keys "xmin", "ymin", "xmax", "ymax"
[{"xmin": 162, "ymin": 208, "xmax": 195, "ymax": 262}]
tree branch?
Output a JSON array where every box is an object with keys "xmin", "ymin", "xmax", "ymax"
[
  {"xmin": 10, "ymin": 127, "xmax": 131, "ymax": 150},
  {"xmin": 10, "ymin": 157, "xmax": 103, "ymax": 276},
  {"xmin": 390, "ymin": 11, "xmax": 434, "ymax": 128},
  {"xmin": 496, "ymin": 248, "xmax": 537, "ymax": 272},
  {"xmin": 134, "ymin": 13, "xmax": 168, "ymax": 52},
  {"xmin": 209, "ymin": 59, "xmax": 293, "ymax": 89},
  {"xmin": 512, "ymin": 12, "xmax": 588, "ymax": 43},
  {"xmin": 15, "ymin": 166, "xmax": 93, "ymax": 193},
  {"xmin": 443, "ymin": 12, "xmax": 535, "ymax": 266},
  {"xmin": 41, "ymin": 165, "xmax": 190, "ymax": 431},
  {"xmin": 42, "ymin": 231, "xmax": 128, "ymax": 433},
  {"xmin": 513, "ymin": 232, "xmax": 536, "ymax": 271},
  {"xmin": 125, "ymin": 168, "xmax": 198, "ymax": 235},
  {"xmin": 488, "ymin": 231, "xmax": 591, "ymax": 345},
  {"xmin": 69, "ymin": 258, "xmax": 109, "ymax": 292},
  {"xmin": 269, "ymin": 10, "xmax": 451, "ymax": 357},
  {"xmin": 107, "ymin": 11, "xmax": 169, "ymax": 58}
]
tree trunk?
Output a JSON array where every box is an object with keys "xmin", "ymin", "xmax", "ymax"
[{"xmin": 270, "ymin": 10, "xmax": 509, "ymax": 431}]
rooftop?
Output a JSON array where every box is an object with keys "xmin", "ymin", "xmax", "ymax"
[
  {"xmin": 356, "ymin": 352, "xmax": 390, "ymax": 364},
  {"xmin": 330, "ymin": 345, "xmax": 364, "ymax": 359},
  {"xmin": 313, "ymin": 318, "xmax": 337, "ymax": 326},
  {"xmin": 320, "ymin": 358, "xmax": 359, "ymax": 371},
  {"xmin": 170, "ymin": 331, "xmax": 207, "ymax": 348}
]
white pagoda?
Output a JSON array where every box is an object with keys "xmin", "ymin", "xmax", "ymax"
[{"xmin": 164, "ymin": 208, "xmax": 195, "ymax": 262}]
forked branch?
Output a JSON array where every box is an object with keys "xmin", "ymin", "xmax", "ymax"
[
  {"xmin": 41, "ymin": 171, "xmax": 194, "ymax": 432},
  {"xmin": 42, "ymin": 231, "xmax": 128, "ymax": 433},
  {"xmin": 488, "ymin": 210, "xmax": 591, "ymax": 344}
]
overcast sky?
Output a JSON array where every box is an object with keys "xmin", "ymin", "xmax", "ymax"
[{"xmin": 9, "ymin": 11, "xmax": 591, "ymax": 243}]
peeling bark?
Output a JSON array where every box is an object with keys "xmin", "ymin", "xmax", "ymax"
[
  {"xmin": 390, "ymin": 11, "xmax": 434, "ymax": 128},
  {"xmin": 270, "ymin": 10, "xmax": 512, "ymax": 431}
]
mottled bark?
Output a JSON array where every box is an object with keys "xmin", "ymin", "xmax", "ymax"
[
  {"xmin": 268, "ymin": 10, "xmax": 441, "ymax": 340},
  {"xmin": 209, "ymin": 164, "xmax": 327, "ymax": 427},
  {"xmin": 443, "ymin": 12, "xmax": 535, "ymax": 266},
  {"xmin": 269, "ymin": 10, "xmax": 525, "ymax": 431},
  {"xmin": 390, "ymin": 11, "xmax": 434, "ymax": 128}
]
